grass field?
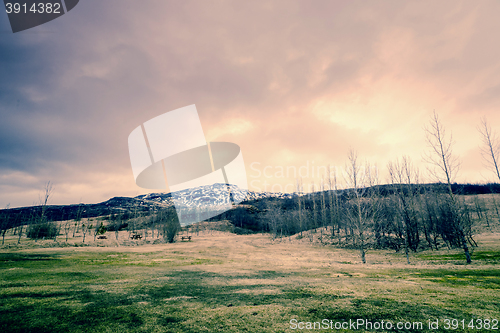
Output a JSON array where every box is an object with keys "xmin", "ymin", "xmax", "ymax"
[{"xmin": 1, "ymin": 231, "xmax": 499, "ymax": 332}]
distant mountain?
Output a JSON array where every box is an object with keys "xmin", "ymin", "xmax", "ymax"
[
  {"xmin": 0, "ymin": 183, "xmax": 296, "ymax": 228},
  {"xmin": 2, "ymin": 182, "xmax": 499, "ymax": 230}
]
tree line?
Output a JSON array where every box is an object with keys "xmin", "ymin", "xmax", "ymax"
[{"xmin": 218, "ymin": 113, "xmax": 500, "ymax": 264}]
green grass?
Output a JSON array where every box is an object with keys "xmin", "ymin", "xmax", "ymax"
[
  {"xmin": 418, "ymin": 250, "xmax": 500, "ymax": 264},
  {"xmin": 1, "ymin": 234, "xmax": 499, "ymax": 332},
  {"xmin": 414, "ymin": 269, "xmax": 500, "ymax": 289}
]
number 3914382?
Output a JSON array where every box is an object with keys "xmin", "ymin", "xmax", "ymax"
[{"xmin": 5, "ymin": 3, "xmax": 61, "ymax": 14}]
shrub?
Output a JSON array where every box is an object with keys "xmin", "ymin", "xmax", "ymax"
[
  {"xmin": 27, "ymin": 222, "xmax": 59, "ymax": 240},
  {"xmin": 106, "ymin": 222, "xmax": 128, "ymax": 231},
  {"xmin": 233, "ymin": 227, "xmax": 253, "ymax": 235},
  {"xmin": 157, "ymin": 208, "xmax": 180, "ymax": 243}
]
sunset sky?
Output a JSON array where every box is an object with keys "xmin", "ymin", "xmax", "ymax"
[{"xmin": 2, "ymin": 0, "xmax": 500, "ymax": 208}]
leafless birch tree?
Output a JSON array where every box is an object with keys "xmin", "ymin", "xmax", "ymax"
[
  {"xmin": 39, "ymin": 181, "xmax": 53, "ymax": 224},
  {"xmin": 388, "ymin": 156, "xmax": 420, "ymax": 264},
  {"xmin": 296, "ymin": 178, "xmax": 304, "ymax": 237},
  {"xmin": 343, "ymin": 149, "xmax": 379, "ymax": 264},
  {"xmin": 478, "ymin": 117, "xmax": 500, "ymax": 182},
  {"xmin": 1, "ymin": 204, "xmax": 10, "ymax": 245},
  {"xmin": 424, "ymin": 111, "xmax": 471, "ymax": 263}
]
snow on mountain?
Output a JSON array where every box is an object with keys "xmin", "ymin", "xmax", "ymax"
[{"xmin": 135, "ymin": 183, "xmax": 296, "ymax": 208}]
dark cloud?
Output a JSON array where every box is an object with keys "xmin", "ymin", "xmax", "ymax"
[{"xmin": 1, "ymin": 0, "xmax": 500, "ymax": 207}]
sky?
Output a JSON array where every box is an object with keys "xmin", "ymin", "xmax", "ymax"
[{"xmin": 2, "ymin": 0, "xmax": 500, "ymax": 208}]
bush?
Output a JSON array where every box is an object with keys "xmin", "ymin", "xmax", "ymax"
[
  {"xmin": 233, "ymin": 227, "xmax": 253, "ymax": 235},
  {"xmin": 106, "ymin": 222, "xmax": 128, "ymax": 231},
  {"xmin": 96, "ymin": 222, "xmax": 107, "ymax": 235},
  {"xmin": 27, "ymin": 222, "xmax": 59, "ymax": 240},
  {"xmin": 157, "ymin": 208, "xmax": 180, "ymax": 243},
  {"xmin": 164, "ymin": 218, "xmax": 180, "ymax": 243}
]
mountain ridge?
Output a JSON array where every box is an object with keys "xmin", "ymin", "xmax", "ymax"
[
  {"xmin": 1, "ymin": 182, "xmax": 499, "ymax": 229},
  {"xmin": 0, "ymin": 183, "xmax": 295, "ymax": 227}
]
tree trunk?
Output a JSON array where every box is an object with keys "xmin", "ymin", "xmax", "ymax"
[
  {"xmin": 461, "ymin": 231, "xmax": 472, "ymax": 264},
  {"xmin": 17, "ymin": 225, "xmax": 23, "ymax": 244},
  {"xmin": 359, "ymin": 233, "xmax": 366, "ymax": 264}
]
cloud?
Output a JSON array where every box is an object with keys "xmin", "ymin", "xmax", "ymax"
[{"xmin": 2, "ymin": 0, "xmax": 500, "ymax": 207}]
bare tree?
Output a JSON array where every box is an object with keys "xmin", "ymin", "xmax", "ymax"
[
  {"xmin": 327, "ymin": 166, "xmax": 335, "ymax": 238},
  {"xmin": 343, "ymin": 149, "xmax": 378, "ymax": 264},
  {"xmin": 489, "ymin": 192, "xmax": 500, "ymax": 228},
  {"xmin": 81, "ymin": 221, "xmax": 88, "ymax": 243},
  {"xmin": 311, "ymin": 181, "xmax": 317, "ymax": 236},
  {"xmin": 296, "ymin": 178, "xmax": 304, "ymax": 237},
  {"xmin": 1, "ymin": 204, "xmax": 10, "ymax": 245},
  {"xmin": 150, "ymin": 207, "xmax": 156, "ymax": 239},
  {"xmin": 478, "ymin": 117, "xmax": 500, "ymax": 182},
  {"xmin": 127, "ymin": 204, "xmax": 139, "ymax": 238},
  {"xmin": 17, "ymin": 210, "xmax": 33, "ymax": 244},
  {"xmin": 420, "ymin": 189, "xmax": 439, "ymax": 250},
  {"xmin": 115, "ymin": 213, "xmax": 122, "ymax": 242},
  {"xmin": 39, "ymin": 181, "xmax": 54, "ymax": 224},
  {"xmin": 265, "ymin": 201, "xmax": 282, "ymax": 240},
  {"xmin": 479, "ymin": 117, "xmax": 500, "ymax": 231},
  {"xmin": 319, "ymin": 177, "xmax": 327, "ymax": 242},
  {"xmin": 64, "ymin": 221, "xmax": 72, "ymax": 242},
  {"xmin": 17, "ymin": 224, "xmax": 23, "ymax": 244},
  {"xmin": 73, "ymin": 203, "xmax": 84, "ymax": 238},
  {"xmin": 424, "ymin": 111, "xmax": 471, "ymax": 263},
  {"xmin": 93, "ymin": 220, "xmax": 104, "ymax": 241},
  {"xmin": 328, "ymin": 166, "xmax": 342, "ymax": 245},
  {"xmin": 30, "ymin": 182, "xmax": 54, "ymax": 242},
  {"xmin": 387, "ymin": 156, "xmax": 420, "ymax": 264},
  {"xmin": 424, "ymin": 112, "xmax": 461, "ymax": 194}
]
